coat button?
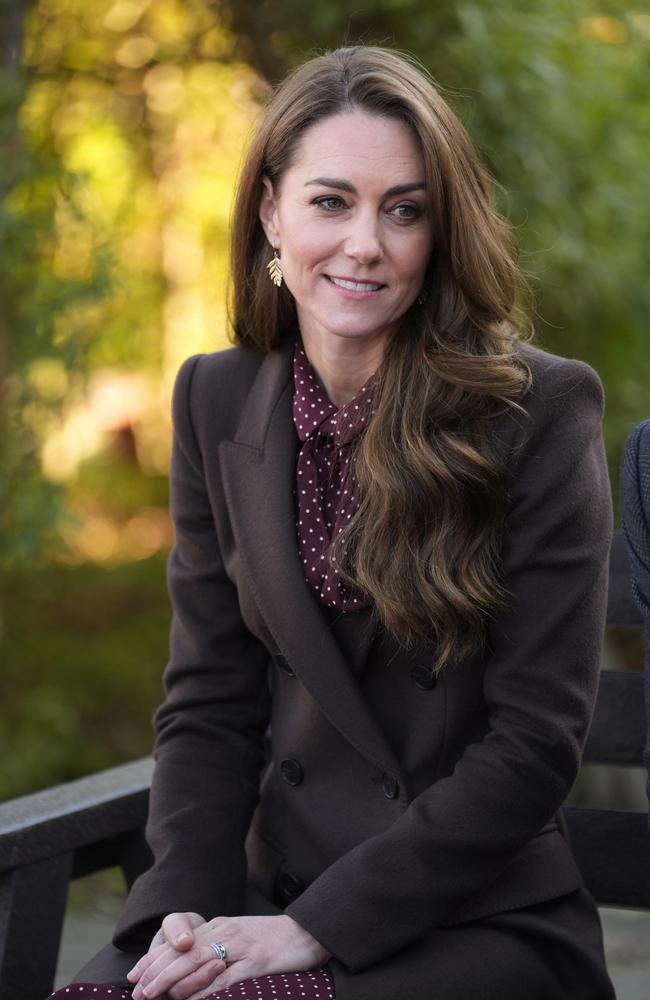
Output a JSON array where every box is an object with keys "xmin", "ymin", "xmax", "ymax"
[
  {"xmin": 274, "ymin": 653, "xmax": 295, "ymax": 677},
  {"xmin": 280, "ymin": 758, "xmax": 303, "ymax": 786},
  {"xmin": 277, "ymin": 870, "xmax": 304, "ymax": 903},
  {"xmin": 410, "ymin": 663, "xmax": 438, "ymax": 691},
  {"xmin": 382, "ymin": 772, "xmax": 399, "ymax": 799}
]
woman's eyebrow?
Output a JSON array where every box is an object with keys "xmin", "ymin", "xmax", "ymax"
[{"xmin": 304, "ymin": 177, "xmax": 426, "ymax": 197}]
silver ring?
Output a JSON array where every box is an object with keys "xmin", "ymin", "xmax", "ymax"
[{"xmin": 208, "ymin": 941, "xmax": 227, "ymax": 963}]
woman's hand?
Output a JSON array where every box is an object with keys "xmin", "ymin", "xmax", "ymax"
[
  {"xmin": 128, "ymin": 913, "xmax": 331, "ymax": 1000},
  {"xmin": 129, "ymin": 912, "xmax": 217, "ymax": 1000},
  {"xmin": 144, "ymin": 911, "xmax": 206, "ymax": 955}
]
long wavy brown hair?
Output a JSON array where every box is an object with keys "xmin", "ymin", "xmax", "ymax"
[{"xmin": 230, "ymin": 45, "xmax": 533, "ymax": 670}]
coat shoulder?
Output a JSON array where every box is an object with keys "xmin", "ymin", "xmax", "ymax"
[
  {"xmin": 482, "ymin": 341, "xmax": 608, "ymax": 494},
  {"xmin": 171, "ymin": 344, "xmax": 268, "ymax": 444},
  {"xmin": 514, "ymin": 339, "xmax": 605, "ymax": 414},
  {"xmin": 176, "ymin": 343, "xmax": 267, "ymax": 408}
]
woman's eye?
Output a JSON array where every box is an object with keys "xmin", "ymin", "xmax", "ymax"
[
  {"xmin": 311, "ymin": 197, "xmax": 422, "ymax": 220},
  {"xmin": 313, "ymin": 196, "xmax": 345, "ymax": 212},
  {"xmin": 391, "ymin": 203, "xmax": 421, "ymax": 221}
]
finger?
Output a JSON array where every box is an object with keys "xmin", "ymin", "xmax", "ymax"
[
  {"xmin": 167, "ymin": 960, "xmax": 225, "ymax": 1000},
  {"xmin": 128, "ymin": 942, "xmax": 169, "ymax": 984},
  {"xmin": 140, "ymin": 947, "xmax": 226, "ymax": 999},
  {"xmin": 130, "ymin": 911, "xmax": 203, "ymax": 983},
  {"xmin": 131, "ymin": 944, "xmax": 180, "ymax": 997},
  {"xmin": 149, "ymin": 928, "xmax": 166, "ymax": 951},
  {"xmin": 186, "ymin": 961, "xmax": 251, "ymax": 1000},
  {"xmin": 162, "ymin": 912, "xmax": 198, "ymax": 950}
]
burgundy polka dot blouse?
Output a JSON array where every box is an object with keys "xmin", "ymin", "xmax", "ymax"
[
  {"xmin": 48, "ymin": 970, "xmax": 335, "ymax": 1000},
  {"xmin": 293, "ymin": 340, "xmax": 375, "ymax": 612}
]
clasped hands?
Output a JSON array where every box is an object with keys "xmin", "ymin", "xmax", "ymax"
[{"xmin": 127, "ymin": 912, "xmax": 331, "ymax": 1000}]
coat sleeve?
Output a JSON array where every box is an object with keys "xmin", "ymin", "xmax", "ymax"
[
  {"xmin": 113, "ymin": 354, "xmax": 272, "ymax": 951},
  {"xmin": 286, "ymin": 356, "xmax": 613, "ymax": 971}
]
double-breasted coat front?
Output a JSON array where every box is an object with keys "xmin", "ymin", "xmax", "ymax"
[{"xmin": 77, "ymin": 336, "xmax": 615, "ymax": 999}]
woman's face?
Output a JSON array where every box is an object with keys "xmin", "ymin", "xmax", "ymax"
[{"xmin": 259, "ymin": 110, "xmax": 433, "ymax": 351}]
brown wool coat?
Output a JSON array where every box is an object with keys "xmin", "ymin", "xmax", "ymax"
[{"xmin": 78, "ymin": 337, "xmax": 613, "ymax": 998}]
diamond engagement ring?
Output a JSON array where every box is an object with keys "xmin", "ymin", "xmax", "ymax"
[{"xmin": 208, "ymin": 941, "xmax": 228, "ymax": 964}]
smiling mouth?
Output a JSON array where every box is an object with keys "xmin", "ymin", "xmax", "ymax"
[{"xmin": 326, "ymin": 275, "xmax": 385, "ymax": 292}]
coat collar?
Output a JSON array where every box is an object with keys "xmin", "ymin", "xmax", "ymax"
[{"xmin": 218, "ymin": 339, "xmax": 403, "ymax": 779}]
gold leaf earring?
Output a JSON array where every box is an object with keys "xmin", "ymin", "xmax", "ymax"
[{"xmin": 267, "ymin": 248, "xmax": 283, "ymax": 287}]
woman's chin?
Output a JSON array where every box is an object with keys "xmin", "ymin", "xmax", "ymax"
[{"xmin": 298, "ymin": 318, "xmax": 398, "ymax": 346}]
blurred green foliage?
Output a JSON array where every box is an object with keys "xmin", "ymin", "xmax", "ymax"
[
  {"xmin": 0, "ymin": 555, "xmax": 168, "ymax": 799},
  {"xmin": 1, "ymin": 0, "xmax": 258, "ymax": 573},
  {"xmin": 1, "ymin": 0, "xmax": 113, "ymax": 568},
  {"xmin": 1, "ymin": 0, "xmax": 648, "ymax": 798}
]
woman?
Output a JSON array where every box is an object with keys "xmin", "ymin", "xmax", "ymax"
[{"xmin": 51, "ymin": 45, "xmax": 615, "ymax": 1000}]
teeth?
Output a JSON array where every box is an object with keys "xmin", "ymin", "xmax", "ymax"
[{"xmin": 329, "ymin": 276, "xmax": 383, "ymax": 292}]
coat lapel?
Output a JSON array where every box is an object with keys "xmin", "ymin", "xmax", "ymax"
[{"xmin": 219, "ymin": 343, "xmax": 402, "ymax": 780}]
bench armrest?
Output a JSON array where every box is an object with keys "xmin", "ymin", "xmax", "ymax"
[{"xmin": 0, "ymin": 758, "xmax": 153, "ymax": 1000}]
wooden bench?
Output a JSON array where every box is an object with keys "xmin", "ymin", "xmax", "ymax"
[{"xmin": 1, "ymin": 531, "xmax": 648, "ymax": 1000}]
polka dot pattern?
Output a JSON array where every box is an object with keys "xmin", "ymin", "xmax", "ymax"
[
  {"xmin": 48, "ymin": 989, "xmax": 130, "ymax": 999},
  {"xmin": 48, "ymin": 970, "xmax": 335, "ymax": 1000},
  {"xmin": 292, "ymin": 341, "xmax": 374, "ymax": 612}
]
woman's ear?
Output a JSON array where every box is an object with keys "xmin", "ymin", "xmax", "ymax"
[{"xmin": 259, "ymin": 175, "xmax": 280, "ymax": 246}]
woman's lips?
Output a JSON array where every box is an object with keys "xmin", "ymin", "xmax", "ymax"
[{"xmin": 325, "ymin": 275, "xmax": 385, "ymax": 298}]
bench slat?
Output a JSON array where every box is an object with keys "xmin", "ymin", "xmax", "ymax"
[
  {"xmin": 71, "ymin": 828, "xmax": 152, "ymax": 887},
  {"xmin": 0, "ymin": 758, "xmax": 153, "ymax": 873},
  {"xmin": 583, "ymin": 670, "xmax": 647, "ymax": 764},
  {"xmin": 0, "ymin": 852, "xmax": 72, "ymax": 1000},
  {"xmin": 563, "ymin": 806, "xmax": 650, "ymax": 908}
]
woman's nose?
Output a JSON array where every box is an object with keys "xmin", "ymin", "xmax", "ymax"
[{"xmin": 343, "ymin": 213, "xmax": 383, "ymax": 263}]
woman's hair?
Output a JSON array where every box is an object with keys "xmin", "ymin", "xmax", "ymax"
[{"xmin": 230, "ymin": 45, "xmax": 533, "ymax": 670}]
